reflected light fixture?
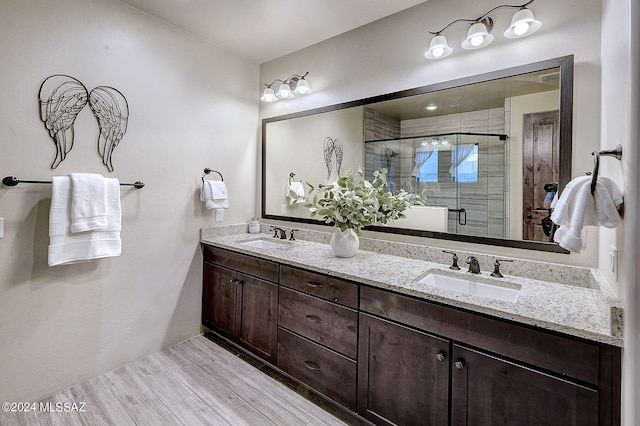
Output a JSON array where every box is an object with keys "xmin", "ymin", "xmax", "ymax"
[
  {"xmin": 425, "ymin": 0, "xmax": 541, "ymax": 59},
  {"xmin": 260, "ymin": 71, "xmax": 312, "ymax": 102}
]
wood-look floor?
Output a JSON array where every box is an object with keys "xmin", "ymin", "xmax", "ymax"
[{"xmin": 1, "ymin": 333, "xmax": 367, "ymax": 426}]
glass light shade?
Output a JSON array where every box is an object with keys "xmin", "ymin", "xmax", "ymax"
[
  {"xmin": 276, "ymin": 83, "xmax": 294, "ymax": 98},
  {"xmin": 424, "ymin": 35, "xmax": 453, "ymax": 59},
  {"xmin": 260, "ymin": 87, "xmax": 278, "ymax": 102},
  {"xmin": 461, "ymin": 22, "xmax": 494, "ymax": 49},
  {"xmin": 504, "ymin": 8, "xmax": 541, "ymax": 38},
  {"xmin": 293, "ymin": 78, "xmax": 312, "ymax": 95}
]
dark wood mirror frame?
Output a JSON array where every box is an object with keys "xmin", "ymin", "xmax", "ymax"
[{"xmin": 262, "ymin": 55, "xmax": 573, "ymax": 253}]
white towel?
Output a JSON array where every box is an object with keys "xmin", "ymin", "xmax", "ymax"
[
  {"xmin": 551, "ymin": 176, "xmax": 622, "ymax": 252},
  {"xmin": 287, "ymin": 181, "xmax": 306, "ymax": 203},
  {"xmin": 69, "ymin": 173, "xmax": 107, "ymax": 233},
  {"xmin": 200, "ymin": 180, "xmax": 229, "ymax": 209},
  {"xmin": 48, "ymin": 176, "xmax": 122, "ymax": 266}
]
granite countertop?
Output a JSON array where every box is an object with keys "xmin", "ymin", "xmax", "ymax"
[{"xmin": 201, "ymin": 224, "xmax": 623, "ymax": 347}]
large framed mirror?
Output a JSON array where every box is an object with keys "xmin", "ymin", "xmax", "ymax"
[{"xmin": 262, "ymin": 55, "xmax": 573, "ymax": 253}]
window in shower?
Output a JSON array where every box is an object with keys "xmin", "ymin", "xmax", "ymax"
[
  {"xmin": 452, "ymin": 144, "xmax": 479, "ymax": 183},
  {"xmin": 415, "ymin": 148, "xmax": 439, "ymax": 182}
]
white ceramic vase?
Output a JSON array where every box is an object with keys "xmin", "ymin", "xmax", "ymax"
[{"xmin": 330, "ymin": 228, "xmax": 360, "ymax": 258}]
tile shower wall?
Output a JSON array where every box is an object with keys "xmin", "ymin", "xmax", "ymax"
[
  {"xmin": 364, "ymin": 107, "xmax": 402, "ymax": 182},
  {"xmin": 365, "ymin": 107, "xmax": 508, "ymax": 238}
]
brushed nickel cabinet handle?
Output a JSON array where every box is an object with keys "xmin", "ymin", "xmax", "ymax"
[
  {"xmin": 455, "ymin": 360, "xmax": 465, "ymax": 370},
  {"xmin": 304, "ymin": 360, "xmax": 321, "ymax": 371},
  {"xmin": 436, "ymin": 351, "xmax": 447, "ymax": 362},
  {"xmin": 306, "ymin": 281, "xmax": 324, "ymax": 288},
  {"xmin": 305, "ymin": 314, "xmax": 323, "ymax": 324}
]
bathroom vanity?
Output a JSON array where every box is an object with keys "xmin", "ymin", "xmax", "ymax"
[{"xmin": 200, "ymin": 226, "xmax": 621, "ymax": 426}]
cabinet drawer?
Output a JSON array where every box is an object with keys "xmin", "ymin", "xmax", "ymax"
[
  {"xmin": 279, "ymin": 287, "xmax": 358, "ymax": 358},
  {"xmin": 279, "ymin": 265, "xmax": 358, "ymax": 308},
  {"xmin": 360, "ymin": 285, "xmax": 600, "ymax": 385},
  {"xmin": 202, "ymin": 245, "xmax": 279, "ymax": 282},
  {"xmin": 277, "ymin": 327, "xmax": 357, "ymax": 411}
]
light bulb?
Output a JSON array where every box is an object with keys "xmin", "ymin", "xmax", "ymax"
[
  {"xmin": 431, "ymin": 47, "xmax": 444, "ymax": 58},
  {"xmin": 470, "ymin": 35, "xmax": 484, "ymax": 47},
  {"xmin": 513, "ymin": 21, "xmax": 529, "ymax": 36}
]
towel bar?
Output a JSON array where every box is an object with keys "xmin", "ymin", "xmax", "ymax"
[
  {"xmin": 590, "ymin": 144, "xmax": 622, "ymax": 195},
  {"xmin": 2, "ymin": 176, "xmax": 145, "ymax": 188},
  {"xmin": 203, "ymin": 168, "xmax": 223, "ymax": 182}
]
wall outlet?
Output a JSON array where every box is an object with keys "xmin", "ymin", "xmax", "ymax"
[
  {"xmin": 215, "ymin": 209, "xmax": 224, "ymax": 222},
  {"xmin": 280, "ymin": 204, "xmax": 288, "ymax": 215},
  {"xmin": 609, "ymin": 245, "xmax": 618, "ymax": 281}
]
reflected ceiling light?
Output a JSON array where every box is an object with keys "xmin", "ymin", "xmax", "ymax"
[
  {"xmin": 425, "ymin": 104, "xmax": 438, "ymax": 111},
  {"xmin": 425, "ymin": 0, "xmax": 540, "ymax": 59},
  {"xmin": 260, "ymin": 71, "xmax": 312, "ymax": 102}
]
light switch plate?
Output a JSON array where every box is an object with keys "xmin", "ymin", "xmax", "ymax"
[
  {"xmin": 0, "ymin": 218, "xmax": 3, "ymax": 238},
  {"xmin": 215, "ymin": 209, "xmax": 224, "ymax": 222}
]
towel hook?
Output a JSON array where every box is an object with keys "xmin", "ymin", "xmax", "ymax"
[
  {"xmin": 590, "ymin": 144, "xmax": 622, "ymax": 195},
  {"xmin": 289, "ymin": 172, "xmax": 296, "ymax": 184},
  {"xmin": 202, "ymin": 168, "xmax": 223, "ymax": 182}
]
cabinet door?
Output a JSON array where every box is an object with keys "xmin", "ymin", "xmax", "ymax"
[
  {"xmin": 202, "ymin": 263, "xmax": 239, "ymax": 339},
  {"xmin": 357, "ymin": 314, "xmax": 449, "ymax": 426},
  {"xmin": 451, "ymin": 345, "xmax": 599, "ymax": 426},
  {"xmin": 237, "ymin": 273, "xmax": 278, "ymax": 363}
]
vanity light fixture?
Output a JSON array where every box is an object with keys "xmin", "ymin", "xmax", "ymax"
[
  {"xmin": 425, "ymin": 0, "xmax": 541, "ymax": 59},
  {"xmin": 260, "ymin": 71, "xmax": 312, "ymax": 102}
]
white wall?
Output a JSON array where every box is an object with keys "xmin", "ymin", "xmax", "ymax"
[
  {"xmin": 264, "ymin": 107, "xmax": 363, "ymax": 218},
  {"xmin": 601, "ymin": 1, "xmax": 639, "ymax": 425},
  {"xmin": 0, "ymin": 0, "xmax": 259, "ymax": 401},
  {"xmin": 260, "ymin": 0, "xmax": 603, "ymax": 266}
]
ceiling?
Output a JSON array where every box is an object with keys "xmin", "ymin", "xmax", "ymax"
[{"xmin": 118, "ymin": 0, "xmax": 429, "ymax": 64}]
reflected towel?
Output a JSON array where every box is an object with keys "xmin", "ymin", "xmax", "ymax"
[
  {"xmin": 551, "ymin": 176, "xmax": 622, "ymax": 252},
  {"xmin": 287, "ymin": 181, "xmax": 306, "ymax": 203},
  {"xmin": 69, "ymin": 173, "xmax": 107, "ymax": 233},
  {"xmin": 49, "ymin": 176, "xmax": 121, "ymax": 266},
  {"xmin": 201, "ymin": 180, "xmax": 229, "ymax": 209}
]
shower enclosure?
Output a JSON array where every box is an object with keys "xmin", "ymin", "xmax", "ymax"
[{"xmin": 365, "ymin": 132, "xmax": 509, "ymax": 238}]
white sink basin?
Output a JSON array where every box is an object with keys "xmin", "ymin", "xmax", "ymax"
[
  {"xmin": 417, "ymin": 272, "xmax": 520, "ymax": 303},
  {"xmin": 239, "ymin": 238, "xmax": 289, "ymax": 249}
]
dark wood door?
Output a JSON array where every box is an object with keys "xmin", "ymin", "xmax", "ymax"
[
  {"xmin": 237, "ymin": 273, "xmax": 278, "ymax": 363},
  {"xmin": 202, "ymin": 263, "xmax": 239, "ymax": 340},
  {"xmin": 523, "ymin": 110, "xmax": 559, "ymax": 241},
  {"xmin": 451, "ymin": 344, "xmax": 599, "ymax": 426},
  {"xmin": 357, "ymin": 314, "xmax": 449, "ymax": 426}
]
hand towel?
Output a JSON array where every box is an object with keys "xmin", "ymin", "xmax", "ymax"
[
  {"xmin": 200, "ymin": 180, "xmax": 229, "ymax": 209},
  {"xmin": 49, "ymin": 176, "xmax": 121, "ymax": 266},
  {"xmin": 69, "ymin": 173, "xmax": 107, "ymax": 233},
  {"xmin": 551, "ymin": 176, "xmax": 622, "ymax": 252},
  {"xmin": 287, "ymin": 181, "xmax": 306, "ymax": 203}
]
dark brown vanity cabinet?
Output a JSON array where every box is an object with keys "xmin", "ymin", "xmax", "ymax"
[
  {"xmin": 277, "ymin": 265, "xmax": 359, "ymax": 410},
  {"xmin": 202, "ymin": 246, "xmax": 279, "ymax": 363},
  {"xmin": 450, "ymin": 344, "xmax": 598, "ymax": 426},
  {"xmin": 359, "ymin": 285, "xmax": 620, "ymax": 426},
  {"xmin": 201, "ymin": 244, "xmax": 620, "ymax": 425},
  {"xmin": 358, "ymin": 313, "xmax": 449, "ymax": 425}
]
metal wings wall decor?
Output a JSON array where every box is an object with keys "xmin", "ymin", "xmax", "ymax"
[
  {"xmin": 322, "ymin": 137, "xmax": 343, "ymax": 179},
  {"xmin": 38, "ymin": 75, "xmax": 129, "ymax": 171}
]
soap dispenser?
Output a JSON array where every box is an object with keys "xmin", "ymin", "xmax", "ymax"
[{"xmin": 249, "ymin": 217, "xmax": 260, "ymax": 234}]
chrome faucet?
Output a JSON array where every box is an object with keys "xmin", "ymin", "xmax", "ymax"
[
  {"xmin": 270, "ymin": 226, "xmax": 287, "ymax": 239},
  {"xmin": 465, "ymin": 256, "xmax": 481, "ymax": 274},
  {"xmin": 491, "ymin": 259, "xmax": 514, "ymax": 278}
]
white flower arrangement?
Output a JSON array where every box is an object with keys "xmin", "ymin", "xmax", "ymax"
[{"xmin": 290, "ymin": 167, "xmax": 424, "ymax": 234}]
